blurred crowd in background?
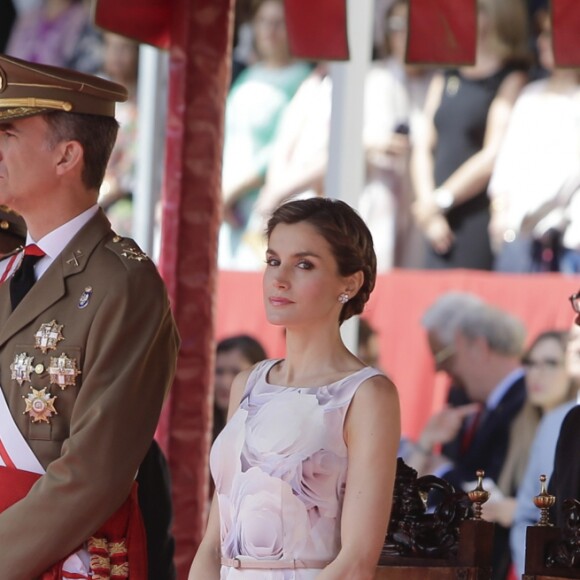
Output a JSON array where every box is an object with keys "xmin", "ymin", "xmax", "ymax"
[
  {"xmin": 3, "ymin": 0, "xmax": 578, "ymax": 275},
  {"xmin": 3, "ymin": 2, "xmax": 580, "ymax": 578}
]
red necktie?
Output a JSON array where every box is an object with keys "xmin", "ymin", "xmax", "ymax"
[
  {"xmin": 461, "ymin": 409, "xmax": 482, "ymax": 455},
  {"xmin": 10, "ymin": 244, "xmax": 45, "ymax": 310}
]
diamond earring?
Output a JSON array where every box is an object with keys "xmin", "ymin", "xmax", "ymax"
[{"xmin": 338, "ymin": 293, "xmax": 349, "ymax": 304}]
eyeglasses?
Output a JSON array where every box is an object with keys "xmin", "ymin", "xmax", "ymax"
[
  {"xmin": 434, "ymin": 344, "xmax": 455, "ymax": 366},
  {"xmin": 522, "ymin": 358, "xmax": 564, "ymax": 371},
  {"xmin": 570, "ymin": 291, "xmax": 580, "ymax": 314}
]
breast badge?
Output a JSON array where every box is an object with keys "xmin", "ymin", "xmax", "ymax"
[
  {"xmin": 34, "ymin": 320, "xmax": 64, "ymax": 353},
  {"xmin": 23, "ymin": 388, "xmax": 57, "ymax": 423},
  {"xmin": 78, "ymin": 286, "xmax": 92, "ymax": 309},
  {"xmin": 48, "ymin": 353, "xmax": 81, "ymax": 389},
  {"xmin": 10, "ymin": 353, "xmax": 34, "ymax": 385}
]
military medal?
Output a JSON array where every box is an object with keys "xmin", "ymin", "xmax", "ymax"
[
  {"xmin": 10, "ymin": 353, "xmax": 34, "ymax": 385},
  {"xmin": 121, "ymin": 247, "xmax": 148, "ymax": 262},
  {"xmin": 23, "ymin": 388, "xmax": 57, "ymax": 423},
  {"xmin": 34, "ymin": 320, "xmax": 64, "ymax": 353},
  {"xmin": 78, "ymin": 286, "xmax": 92, "ymax": 309},
  {"xmin": 48, "ymin": 353, "xmax": 81, "ymax": 389}
]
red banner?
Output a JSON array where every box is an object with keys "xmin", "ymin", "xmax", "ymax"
[
  {"xmin": 93, "ymin": 0, "xmax": 171, "ymax": 49},
  {"xmin": 406, "ymin": 0, "xmax": 476, "ymax": 65},
  {"xmin": 284, "ymin": 0, "xmax": 349, "ymax": 60},
  {"xmin": 552, "ymin": 0, "xmax": 580, "ymax": 67}
]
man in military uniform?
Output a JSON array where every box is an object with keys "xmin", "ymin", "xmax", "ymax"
[{"xmin": 0, "ymin": 54, "xmax": 180, "ymax": 578}]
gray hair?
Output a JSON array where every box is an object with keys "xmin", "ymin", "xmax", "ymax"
[
  {"xmin": 421, "ymin": 292, "xmax": 485, "ymax": 346},
  {"xmin": 456, "ymin": 303, "xmax": 526, "ymax": 357}
]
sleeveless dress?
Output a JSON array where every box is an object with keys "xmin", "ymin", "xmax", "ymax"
[
  {"xmin": 426, "ymin": 66, "xmax": 523, "ymax": 270},
  {"xmin": 210, "ymin": 359, "xmax": 382, "ymax": 579}
]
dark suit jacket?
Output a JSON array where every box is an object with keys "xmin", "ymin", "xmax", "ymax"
[
  {"xmin": 549, "ymin": 405, "xmax": 580, "ymax": 527},
  {"xmin": 442, "ymin": 374, "xmax": 526, "ymax": 580},
  {"xmin": 442, "ymin": 374, "xmax": 527, "ymax": 491}
]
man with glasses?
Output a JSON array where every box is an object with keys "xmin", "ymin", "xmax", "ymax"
[{"xmin": 411, "ymin": 298, "xmax": 527, "ymax": 580}]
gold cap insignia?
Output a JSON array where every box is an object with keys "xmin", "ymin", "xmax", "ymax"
[
  {"xmin": 48, "ymin": 353, "xmax": 81, "ymax": 390},
  {"xmin": 34, "ymin": 320, "xmax": 64, "ymax": 353},
  {"xmin": 10, "ymin": 352, "xmax": 34, "ymax": 386},
  {"xmin": 23, "ymin": 387, "xmax": 57, "ymax": 423}
]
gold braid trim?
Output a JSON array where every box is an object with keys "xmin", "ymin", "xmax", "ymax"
[
  {"xmin": 110, "ymin": 562, "xmax": 129, "ymax": 578},
  {"xmin": 108, "ymin": 539, "xmax": 128, "ymax": 557},
  {"xmin": 88, "ymin": 536, "xmax": 109, "ymax": 554},
  {"xmin": 90, "ymin": 553, "xmax": 111, "ymax": 574}
]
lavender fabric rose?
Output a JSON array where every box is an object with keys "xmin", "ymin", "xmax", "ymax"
[{"xmin": 212, "ymin": 360, "xmax": 382, "ymax": 578}]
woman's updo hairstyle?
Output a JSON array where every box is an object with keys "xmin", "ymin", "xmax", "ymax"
[{"xmin": 267, "ymin": 197, "xmax": 377, "ymax": 324}]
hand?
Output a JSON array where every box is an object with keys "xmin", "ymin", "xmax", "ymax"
[
  {"xmin": 419, "ymin": 403, "xmax": 482, "ymax": 449},
  {"xmin": 384, "ymin": 132, "xmax": 411, "ymax": 157},
  {"xmin": 222, "ymin": 198, "xmax": 241, "ymax": 227},
  {"xmin": 412, "ymin": 198, "xmax": 440, "ymax": 226},
  {"xmin": 488, "ymin": 213, "xmax": 510, "ymax": 255},
  {"xmin": 481, "ymin": 497, "xmax": 516, "ymax": 527},
  {"xmin": 419, "ymin": 213, "xmax": 455, "ymax": 254}
]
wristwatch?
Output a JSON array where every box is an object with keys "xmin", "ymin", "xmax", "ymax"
[{"xmin": 434, "ymin": 188, "xmax": 454, "ymax": 212}]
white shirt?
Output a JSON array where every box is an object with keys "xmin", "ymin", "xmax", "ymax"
[{"xmin": 28, "ymin": 205, "xmax": 99, "ymax": 280}]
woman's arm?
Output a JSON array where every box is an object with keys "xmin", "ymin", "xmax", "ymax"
[
  {"xmin": 410, "ymin": 73, "xmax": 443, "ymax": 204},
  {"xmin": 188, "ymin": 367, "xmax": 254, "ymax": 579},
  {"xmin": 187, "ymin": 496, "xmax": 222, "ymax": 579},
  {"xmin": 318, "ymin": 375, "xmax": 401, "ymax": 580},
  {"xmin": 437, "ymin": 70, "xmax": 527, "ymax": 206}
]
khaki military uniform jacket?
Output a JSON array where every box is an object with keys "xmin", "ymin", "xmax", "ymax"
[{"xmin": 0, "ymin": 210, "xmax": 180, "ymax": 579}]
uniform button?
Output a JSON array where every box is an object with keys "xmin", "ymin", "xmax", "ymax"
[{"xmin": 34, "ymin": 363, "xmax": 44, "ymax": 374}]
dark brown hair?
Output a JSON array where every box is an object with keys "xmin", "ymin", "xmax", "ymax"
[
  {"xmin": 42, "ymin": 111, "xmax": 119, "ymax": 191},
  {"xmin": 267, "ymin": 197, "xmax": 377, "ymax": 324}
]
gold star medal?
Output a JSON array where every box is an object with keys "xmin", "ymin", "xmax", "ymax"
[
  {"xmin": 34, "ymin": 320, "xmax": 64, "ymax": 353},
  {"xmin": 48, "ymin": 353, "xmax": 81, "ymax": 389},
  {"xmin": 10, "ymin": 352, "xmax": 34, "ymax": 385},
  {"xmin": 23, "ymin": 388, "xmax": 57, "ymax": 423}
]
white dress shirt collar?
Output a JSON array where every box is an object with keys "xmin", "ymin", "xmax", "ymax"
[
  {"xmin": 486, "ymin": 367, "xmax": 525, "ymax": 411},
  {"xmin": 27, "ymin": 205, "xmax": 99, "ymax": 280}
]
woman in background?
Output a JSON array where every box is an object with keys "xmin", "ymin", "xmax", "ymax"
[
  {"xmin": 218, "ymin": 0, "xmax": 310, "ymax": 270},
  {"xmin": 411, "ymin": 0, "xmax": 529, "ymax": 270}
]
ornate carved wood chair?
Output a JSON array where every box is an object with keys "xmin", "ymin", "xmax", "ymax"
[
  {"xmin": 523, "ymin": 476, "xmax": 580, "ymax": 580},
  {"xmin": 376, "ymin": 459, "xmax": 495, "ymax": 580}
]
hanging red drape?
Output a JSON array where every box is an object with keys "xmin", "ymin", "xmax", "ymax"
[
  {"xmin": 284, "ymin": 0, "xmax": 349, "ymax": 60},
  {"xmin": 552, "ymin": 0, "xmax": 580, "ymax": 67},
  {"xmin": 93, "ymin": 0, "xmax": 171, "ymax": 49},
  {"xmin": 406, "ymin": 0, "xmax": 477, "ymax": 65},
  {"xmin": 156, "ymin": 0, "xmax": 234, "ymax": 577}
]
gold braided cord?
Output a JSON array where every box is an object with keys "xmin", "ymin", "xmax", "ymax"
[
  {"xmin": 0, "ymin": 98, "xmax": 72, "ymax": 111},
  {"xmin": 110, "ymin": 562, "xmax": 129, "ymax": 577},
  {"xmin": 89, "ymin": 553, "xmax": 111, "ymax": 572},
  {"xmin": 108, "ymin": 539, "xmax": 128, "ymax": 557}
]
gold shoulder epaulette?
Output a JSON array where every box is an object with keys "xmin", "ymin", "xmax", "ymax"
[{"xmin": 107, "ymin": 235, "xmax": 149, "ymax": 262}]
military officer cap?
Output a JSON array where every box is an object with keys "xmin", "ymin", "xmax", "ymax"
[
  {"xmin": 0, "ymin": 205, "xmax": 26, "ymax": 240},
  {"xmin": 0, "ymin": 54, "xmax": 128, "ymax": 121}
]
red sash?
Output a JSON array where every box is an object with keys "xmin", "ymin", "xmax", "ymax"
[{"xmin": 0, "ymin": 467, "xmax": 148, "ymax": 579}]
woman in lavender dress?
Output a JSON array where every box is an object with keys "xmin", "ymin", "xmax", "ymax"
[{"xmin": 190, "ymin": 198, "xmax": 401, "ymax": 579}]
